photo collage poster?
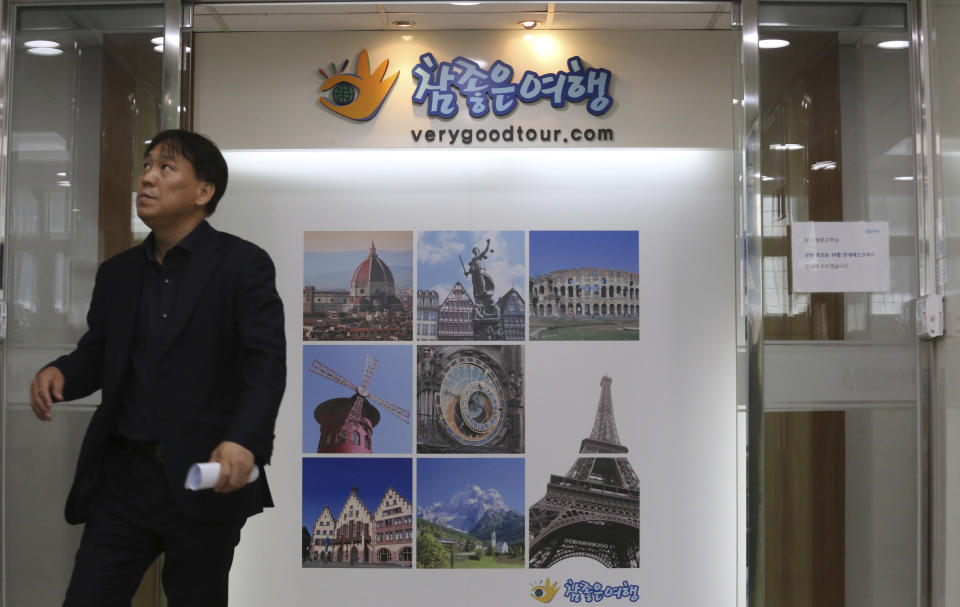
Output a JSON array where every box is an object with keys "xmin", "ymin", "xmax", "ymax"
[{"xmin": 301, "ymin": 229, "xmax": 642, "ymax": 571}]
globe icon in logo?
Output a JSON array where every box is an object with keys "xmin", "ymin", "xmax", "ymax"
[{"xmin": 331, "ymin": 82, "xmax": 356, "ymax": 106}]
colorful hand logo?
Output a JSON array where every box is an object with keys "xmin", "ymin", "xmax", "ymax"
[
  {"xmin": 320, "ymin": 49, "xmax": 399, "ymax": 121},
  {"xmin": 530, "ymin": 578, "xmax": 560, "ymax": 603}
]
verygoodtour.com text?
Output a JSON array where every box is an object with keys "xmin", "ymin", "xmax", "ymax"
[{"xmin": 410, "ymin": 125, "xmax": 615, "ymax": 145}]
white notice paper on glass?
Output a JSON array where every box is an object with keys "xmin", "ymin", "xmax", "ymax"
[{"xmin": 791, "ymin": 221, "xmax": 890, "ymax": 293}]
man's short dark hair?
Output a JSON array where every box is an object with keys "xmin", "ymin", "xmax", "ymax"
[{"xmin": 145, "ymin": 130, "xmax": 228, "ymax": 216}]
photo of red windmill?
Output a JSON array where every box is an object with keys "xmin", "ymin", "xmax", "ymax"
[{"xmin": 309, "ymin": 355, "xmax": 410, "ymax": 454}]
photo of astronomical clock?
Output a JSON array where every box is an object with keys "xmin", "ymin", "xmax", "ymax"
[{"xmin": 416, "ymin": 345, "xmax": 524, "ymax": 454}]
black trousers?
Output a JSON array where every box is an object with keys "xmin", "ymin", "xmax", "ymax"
[{"xmin": 63, "ymin": 441, "xmax": 246, "ymax": 607}]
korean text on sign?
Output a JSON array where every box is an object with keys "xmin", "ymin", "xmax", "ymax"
[{"xmin": 412, "ymin": 54, "xmax": 613, "ymax": 118}]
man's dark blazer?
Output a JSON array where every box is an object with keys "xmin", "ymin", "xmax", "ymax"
[{"xmin": 50, "ymin": 221, "xmax": 286, "ymax": 525}]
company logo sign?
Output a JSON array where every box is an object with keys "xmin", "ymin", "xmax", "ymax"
[
  {"xmin": 530, "ymin": 578, "xmax": 560, "ymax": 603},
  {"xmin": 530, "ymin": 579, "xmax": 640, "ymax": 604},
  {"xmin": 318, "ymin": 49, "xmax": 399, "ymax": 121},
  {"xmin": 412, "ymin": 54, "xmax": 613, "ymax": 119}
]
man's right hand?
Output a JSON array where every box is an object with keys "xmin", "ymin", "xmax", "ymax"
[{"xmin": 30, "ymin": 367, "xmax": 65, "ymax": 421}]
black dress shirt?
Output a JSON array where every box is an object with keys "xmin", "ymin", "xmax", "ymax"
[{"xmin": 115, "ymin": 222, "xmax": 212, "ymax": 442}]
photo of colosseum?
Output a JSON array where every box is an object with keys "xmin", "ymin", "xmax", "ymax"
[{"xmin": 529, "ymin": 231, "xmax": 639, "ymax": 340}]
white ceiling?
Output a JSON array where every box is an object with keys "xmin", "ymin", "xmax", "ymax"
[{"xmin": 191, "ymin": 2, "xmax": 732, "ymax": 32}]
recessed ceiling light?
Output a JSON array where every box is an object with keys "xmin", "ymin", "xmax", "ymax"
[
  {"xmin": 759, "ymin": 39, "xmax": 790, "ymax": 49},
  {"xmin": 519, "ymin": 20, "xmax": 540, "ymax": 30},
  {"xmin": 151, "ymin": 36, "xmax": 163, "ymax": 45},
  {"xmin": 878, "ymin": 40, "xmax": 909, "ymax": 50},
  {"xmin": 769, "ymin": 143, "xmax": 804, "ymax": 151},
  {"xmin": 894, "ymin": 175, "xmax": 915, "ymax": 181},
  {"xmin": 392, "ymin": 20, "xmax": 415, "ymax": 28},
  {"xmin": 24, "ymin": 40, "xmax": 59, "ymax": 48},
  {"xmin": 27, "ymin": 47, "xmax": 63, "ymax": 56}
]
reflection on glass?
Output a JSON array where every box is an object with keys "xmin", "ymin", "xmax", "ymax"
[
  {"xmin": 759, "ymin": 27, "xmax": 917, "ymax": 342},
  {"xmin": 3, "ymin": 5, "xmax": 164, "ymax": 606},
  {"xmin": 9, "ymin": 14, "xmax": 163, "ymax": 345},
  {"xmin": 757, "ymin": 6, "xmax": 919, "ymax": 607}
]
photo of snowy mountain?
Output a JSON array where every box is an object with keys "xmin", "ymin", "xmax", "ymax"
[
  {"xmin": 417, "ymin": 483, "xmax": 513, "ymax": 532},
  {"xmin": 416, "ymin": 458, "xmax": 524, "ymax": 569}
]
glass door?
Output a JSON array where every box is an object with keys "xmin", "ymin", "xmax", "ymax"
[
  {"xmin": 747, "ymin": 2, "xmax": 925, "ymax": 606},
  {"xmin": 2, "ymin": 4, "xmax": 164, "ymax": 605}
]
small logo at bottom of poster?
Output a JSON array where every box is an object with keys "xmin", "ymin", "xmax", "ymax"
[
  {"xmin": 535, "ymin": 580, "xmax": 640, "ymax": 603},
  {"xmin": 530, "ymin": 578, "xmax": 560, "ymax": 603}
]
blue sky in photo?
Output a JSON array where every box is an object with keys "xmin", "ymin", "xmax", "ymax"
[
  {"xmin": 302, "ymin": 457, "xmax": 412, "ymax": 530},
  {"xmin": 303, "ymin": 231, "xmax": 413, "ymax": 291},
  {"xmin": 529, "ymin": 230, "xmax": 639, "ymax": 277},
  {"xmin": 302, "ymin": 345, "xmax": 413, "ymax": 454},
  {"xmin": 416, "ymin": 458, "xmax": 525, "ymax": 512},
  {"xmin": 417, "ymin": 231, "xmax": 525, "ymax": 302}
]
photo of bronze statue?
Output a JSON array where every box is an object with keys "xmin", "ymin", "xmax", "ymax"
[{"xmin": 417, "ymin": 231, "xmax": 526, "ymax": 341}]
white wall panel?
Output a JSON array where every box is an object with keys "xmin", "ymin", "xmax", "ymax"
[{"xmin": 195, "ymin": 29, "xmax": 736, "ymax": 607}]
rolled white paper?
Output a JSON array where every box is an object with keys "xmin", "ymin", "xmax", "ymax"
[{"xmin": 184, "ymin": 462, "xmax": 260, "ymax": 491}]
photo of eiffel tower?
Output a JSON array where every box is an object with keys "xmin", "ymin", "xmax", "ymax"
[{"xmin": 528, "ymin": 374, "xmax": 640, "ymax": 568}]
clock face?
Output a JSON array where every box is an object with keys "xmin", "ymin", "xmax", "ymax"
[{"xmin": 436, "ymin": 354, "xmax": 505, "ymax": 447}]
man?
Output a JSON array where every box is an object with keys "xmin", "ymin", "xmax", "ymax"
[{"xmin": 29, "ymin": 130, "xmax": 286, "ymax": 606}]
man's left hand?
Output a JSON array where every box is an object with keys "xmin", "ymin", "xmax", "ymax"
[{"xmin": 209, "ymin": 441, "xmax": 255, "ymax": 494}]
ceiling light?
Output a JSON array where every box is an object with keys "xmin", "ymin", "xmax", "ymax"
[
  {"xmin": 392, "ymin": 20, "xmax": 415, "ymax": 28},
  {"xmin": 56, "ymin": 172, "xmax": 67, "ymax": 177},
  {"xmin": 152, "ymin": 44, "xmax": 190, "ymax": 54},
  {"xmin": 57, "ymin": 180, "xmax": 71, "ymax": 187},
  {"xmin": 27, "ymin": 47, "xmax": 63, "ymax": 56},
  {"xmin": 878, "ymin": 40, "xmax": 909, "ymax": 50},
  {"xmin": 24, "ymin": 40, "xmax": 59, "ymax": 48},
  {"xmin": 759, "ymin": 39, "xmax": 790, "ymax": 49},
  {"xmin": 519, "ymin": 20, "xmax": 540, "ymax": 30},
  {"xmin": 450, "ymin": 2, "xmax": 480, "ymax": 5},
  {"xmin": 151, "ymin": 36, "xmax": 163, "ymax": 45},
  {"xmin": 769, "ymin": 143, "xmax": 804, "ymax": 151},
  {"xmin": 761, "ymin": 175, "xmax": 775, "ymax": 182},
  {"xmin": 894, "ymin": 175, "xmax": 914, "ymax": 181},
  {"xmin": 811, "ymin": 160, "xmax": 837, "ymax": 171}
]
